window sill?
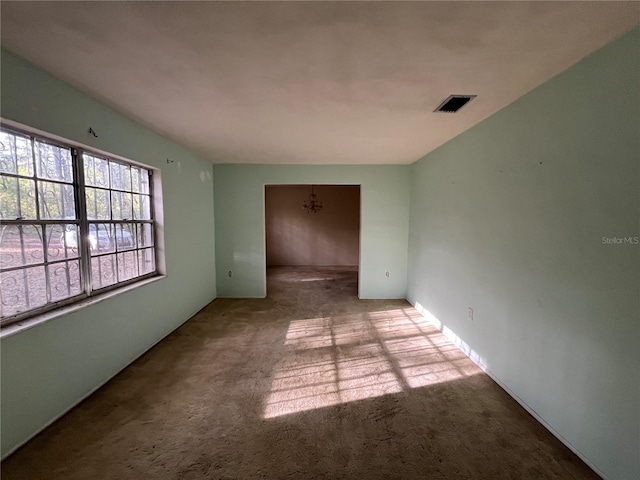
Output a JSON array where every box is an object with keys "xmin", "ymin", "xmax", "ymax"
[{"xmin": 0, "ymin": 274, "xmax": 166, "ymax": 339}]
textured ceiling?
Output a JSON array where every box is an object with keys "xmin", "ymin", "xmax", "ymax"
[{"xmin": 1, "ymin": 1, "xmax": 638, "ymax": 165}]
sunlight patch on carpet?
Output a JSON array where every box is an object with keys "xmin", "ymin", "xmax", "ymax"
[{"xmin": 264, "ymin": 308, "xmax": 481, "ymax": 418}]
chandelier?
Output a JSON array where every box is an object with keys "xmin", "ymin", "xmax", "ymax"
[{"xmin": 302, "ymin": 185, "xmax": 323, "ymax": 214}]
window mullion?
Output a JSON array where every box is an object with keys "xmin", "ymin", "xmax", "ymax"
[
  {"xmin": 1, "ymin": 125, "xmax": 158, "ymax": 326},
  {"xmin": 43, "ymin": 225, "xmax": 52, "ymax": 304},
  {"xmin": 148, "ymin": 170, "xmax": 158, "ymax": 267},
  {"xmin": 31, "ymin": 137, "xmax": 41, "ymax": 221},
  {"xmin": 72, "ymin": 148, "xmax": 92, "ymax": 296},
  {"xmin": 13, "ymin": 138, "xmax": 24, "ymax": 219}
]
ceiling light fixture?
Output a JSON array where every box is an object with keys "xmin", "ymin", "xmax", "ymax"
[{"xmin": 302, "ymin": 185, "xmax": 323, "ymax": 214}]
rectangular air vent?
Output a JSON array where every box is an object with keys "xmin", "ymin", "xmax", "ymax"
[{"xmin": 435, "ymin": 95, "xmax": 476, "ymax": 113}]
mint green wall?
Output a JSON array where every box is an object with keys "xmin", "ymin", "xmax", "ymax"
[
  {"xmin": 0, "ymin": 50, "xmax": 217, "ymax": 458},
  {"xmin": 2, "ymin": 26, "xmax": 637, "ymax": 479},
  {"xmin": 407, "ymin": 28, "xmax": 639, "ymax": 480},
  {"xmin": 213, "ymin": 164, "xmax": 410, "ymax": 298}
]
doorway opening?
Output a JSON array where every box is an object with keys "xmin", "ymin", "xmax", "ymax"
[{"xmin": 264, "ymin": 185, "xmax": 361, "ymax": 298}]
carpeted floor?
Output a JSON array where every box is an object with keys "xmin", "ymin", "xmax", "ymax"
[{"xmin": 2, "ymin": 266, "xmax": 599, "ymax": 479}]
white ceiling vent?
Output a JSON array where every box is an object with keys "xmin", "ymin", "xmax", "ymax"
[{"xmin": 435, "ymin": 95, "xmax": 477, "ymax": 113}]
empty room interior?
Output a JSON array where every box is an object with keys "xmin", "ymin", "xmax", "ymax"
[{"xmin": 0, "ymin": 2, "xmax": 638, "ymax": 480}]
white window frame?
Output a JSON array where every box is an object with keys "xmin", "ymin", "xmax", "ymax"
[{"xmin": 0, "ymin": 121, "xmax": 164, "ymax": 327}]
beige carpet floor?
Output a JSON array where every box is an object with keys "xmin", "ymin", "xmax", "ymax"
[{"xmin": 2, "ymin": 267, "xmax": 598, "ymax": 479}]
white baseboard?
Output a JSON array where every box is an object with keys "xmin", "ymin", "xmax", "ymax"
[
  {"xmin": 1, "ymin": 296, "xmax": 216, "ymax": 461},
  {"xmin": 408, "ymin": 299, "xmax": 607, "ymax": 480}
]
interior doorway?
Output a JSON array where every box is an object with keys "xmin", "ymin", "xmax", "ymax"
[{"xmin": 264, "ymin": 185, "xmax": 361, "ymax": 297}]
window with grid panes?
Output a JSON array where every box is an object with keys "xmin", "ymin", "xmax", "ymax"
[{"xmin": 0, "ymin": 126, "xmax": 158, "ymax": 326}]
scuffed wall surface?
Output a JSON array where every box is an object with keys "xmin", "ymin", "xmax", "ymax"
[
  {"xmin": 214, "ymin": 164, "xmax": 410, "ymax": 299},
  {"xmin": 0, "ymin": 50, "xmax": 217, "ymax": 458},
  {"xmin": 407, "ymin": 28, "xmax": 639, "ymax": 480}
]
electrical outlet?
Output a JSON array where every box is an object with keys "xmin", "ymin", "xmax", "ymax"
[
  {"xmin": 228, "ymin": 270, "xmax": 232, "ymax": 278},
  {"xmin": 468, "ymin": 307, "xmax": 473, "ymax": 321}
]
